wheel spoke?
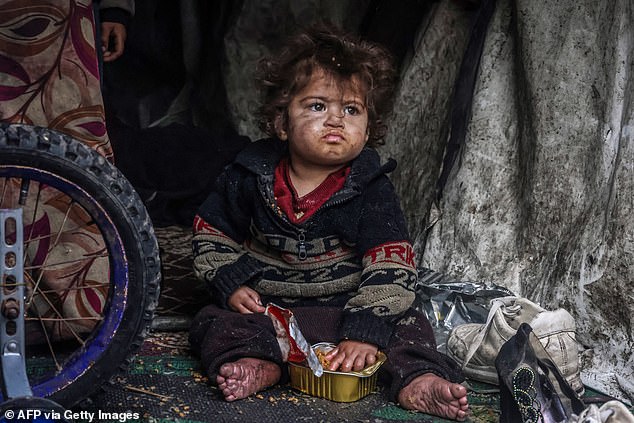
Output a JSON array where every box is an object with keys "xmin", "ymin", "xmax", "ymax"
[
  {"xmin": 26, "ymin": 198, "xmax": 74, "ymax": 306},
  {"xmin": 25, "ymin": 317, "xmax": 102, "ymax": 322},
  {"xmin": 29, "ymin": 282, "xmax": 87, "ymax": 346},
  {"xmin": 25, "ymin": 180, "xmax": 43, "ymax": 252},
  {"xmin": 30, "ymin": 301, "xmax": 63, "ymax": 372},
  {"xmin": 23, "ymin": 225, "xmax": 102, "ymax": 249},
  {"xmin": 24, "ymin": 250, "xmax": 108, "ymax": 272},
  {"xmin": 32, "ymin": 284, "xmax": 109, "ymax": 295},
  {"xmin": 0, "ymin": 178, "xmax": 8, "ymax": 207}
]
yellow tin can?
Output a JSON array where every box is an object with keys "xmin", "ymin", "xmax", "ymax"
[{"xmin": 288, "ymin": 343, "xmax": 387, "ymax": 402}]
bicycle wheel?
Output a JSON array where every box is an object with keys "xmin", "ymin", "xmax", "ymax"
[{"xmin": 0, "ymin": 123, "xmax": 161, "ymax": 407}]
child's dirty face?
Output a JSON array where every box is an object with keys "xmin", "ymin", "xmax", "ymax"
[{"xmin": 278, "ymin": 70, "xmax": 369, "ymax": 169}]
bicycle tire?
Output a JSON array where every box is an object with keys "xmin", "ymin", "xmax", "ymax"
[{"xmin": 0, "ymin": 123, "xmax": 161, "ymax": 407}]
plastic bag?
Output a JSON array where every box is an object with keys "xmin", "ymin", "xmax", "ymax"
[{"xmin": 416, "ymin": 268, "xmax": 514, "ymax": 347}]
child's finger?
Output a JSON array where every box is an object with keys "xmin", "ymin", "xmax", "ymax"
[
  {"xmin": 352, "ymin": 355, "xmax": 366, "ymax": 371},
  {"xmin": 365, "ymin": 352, "xmax": 377, "ymax": 365},
  {"xmin": 328, "ymin": 360, "xmax": 341, "ymax": 372},
  {"xmin": 246, "ymin": 292, "xmax": 265, "ymax": 312},
  {"xmin": 235, "ymin": 303, "xmax": 253, "ymax": 314},
  {"xmin": 325, "ymin": 347, "xmax": 338, "ymax": 357},
  {"xmin": 339, "ymin": 353, "xmax": 359, "ymax": 372},
  {"xmin": 247, "ymin": 290, "xmax": 262, "ymax": 304},
  {"xmin": 246, "ymin": 300, "xmax": 265, "ymax": 313},
  {"xmin": 327, "ymin": 351, "xmax": 345, "ymax": 371}
]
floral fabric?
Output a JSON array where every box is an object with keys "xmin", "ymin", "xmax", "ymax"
[{"xmin": 0, "ymin": 0, "xmax": 113, "ymax": 159}]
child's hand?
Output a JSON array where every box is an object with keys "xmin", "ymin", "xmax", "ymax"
[
  {"xmin": 324, "ymin": 340, "xmax": 378, "ymax": 372},
  {"xmin": 227, "ymin": 286, "xmax": 265, "ymax": 314}
]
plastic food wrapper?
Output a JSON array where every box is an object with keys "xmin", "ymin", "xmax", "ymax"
[
  {"xmin": 265, "ymin": 303, "xmax": 323, "ymax": 377},
  {"xmin": 415, "ymin": 269, "xmax": 515, "ymax": 347}
]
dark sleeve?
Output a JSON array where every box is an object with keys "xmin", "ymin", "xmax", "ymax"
[
  {"xmin": 192, "ymin": 165, "xmax": 262, "ymax": 307},
  {"xmin": 98, "ymin": 0, "xmax": 134, "ymax": 26},
  {"xmin": 340, "ymin": 176, "xmax": 418, "ymax": 348}
]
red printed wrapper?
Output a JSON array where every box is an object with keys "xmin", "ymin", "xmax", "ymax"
[{"xmin": 265, "ymin": 303, "xmax": 324, "ymax": 377}]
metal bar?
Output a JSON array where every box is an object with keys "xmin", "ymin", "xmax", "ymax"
[{"xmin": 0, "ymin": 208, "xmax": 33, "ymax": 399}]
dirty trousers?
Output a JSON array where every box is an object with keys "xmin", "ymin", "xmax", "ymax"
[{"xmin": 189, "ymin": 305, "xmax": 464, "ymax": 401}]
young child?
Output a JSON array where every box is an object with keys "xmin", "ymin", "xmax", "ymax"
[{"xmin": 189, "ymin": 27, "xmax": 469, "ymax": 421}]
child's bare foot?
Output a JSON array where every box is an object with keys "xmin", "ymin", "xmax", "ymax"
[
  {"xmin": 216, "ymin": 358, "xmax": 281, "ymax": 401},
  {"xmin": 398, "ymin": 373, "xmax": 469, "ymax": 421}
]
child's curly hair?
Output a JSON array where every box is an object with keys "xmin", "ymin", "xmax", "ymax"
[{"xmin": 256, "ymin": 26, "xmax": 397, "ymax": 147}]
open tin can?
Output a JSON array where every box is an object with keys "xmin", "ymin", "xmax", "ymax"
[{"xmin": 288, "ymin": 342, "xmax": 387, "ymax": 402}]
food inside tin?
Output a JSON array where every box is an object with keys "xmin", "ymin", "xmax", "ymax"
[{"xmin": 313, "ymin": 343, "xmax": 333, "ymax": 369}]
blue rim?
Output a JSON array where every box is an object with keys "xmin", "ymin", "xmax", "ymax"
[{"xmin": 0, "ymin": 166, "xmax": 128, "ymax": 399}]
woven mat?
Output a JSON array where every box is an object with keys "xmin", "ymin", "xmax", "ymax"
[
  {"xmin": 77, "ymin": 332, "xmax": 633, "ymax": 422},
  {"xmin": 154, "ymin": 225, "xmax": 208, "ymax": 318},
  {"xmin": 75, "ymin": 331, "xmax": 501, "ymax": 423}
]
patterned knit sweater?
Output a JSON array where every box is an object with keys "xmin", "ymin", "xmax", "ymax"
[{"xmin": 193, "ymin": 138, "xmax": 417, "ymax": 348}]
